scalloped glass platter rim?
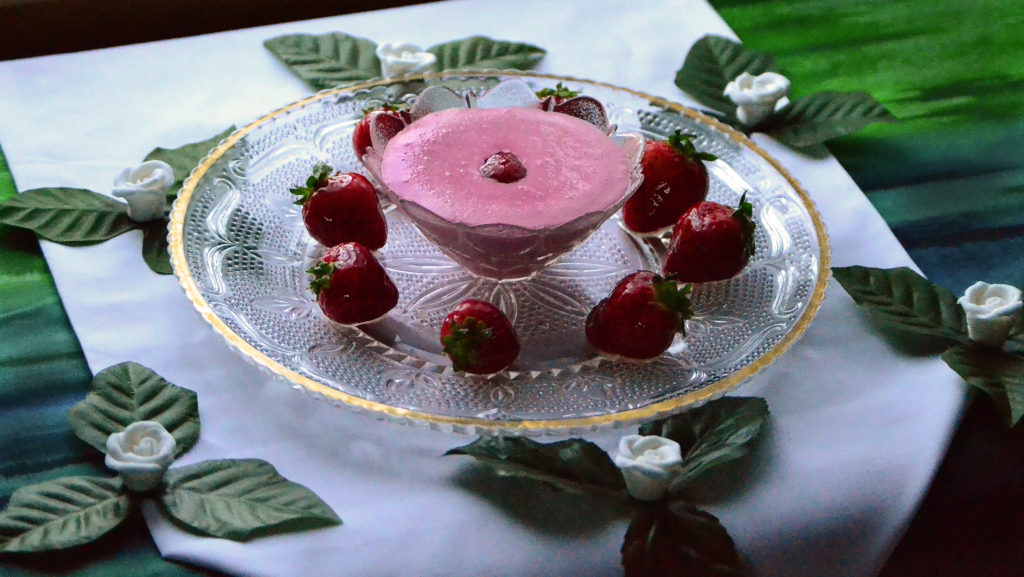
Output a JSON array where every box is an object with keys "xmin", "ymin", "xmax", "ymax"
[{"xmin": 168, "ymin": 71, "xmax": 830, "ymax": 435}]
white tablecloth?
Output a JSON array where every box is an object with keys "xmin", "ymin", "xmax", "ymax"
[{"xmin": 0, "ymin": 1, "xmax": 966, "ymax": 576}]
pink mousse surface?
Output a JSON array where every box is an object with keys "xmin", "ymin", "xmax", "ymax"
[{"xmin": 379, "ymin": 106, "xmax": 630, "ymax": 229}]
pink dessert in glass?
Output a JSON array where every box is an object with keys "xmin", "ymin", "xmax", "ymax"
[{"xmin": 361, "ymin": 79, "xmax": 644, "ymax": 280}]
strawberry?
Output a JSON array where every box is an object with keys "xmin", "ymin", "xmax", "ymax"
[
  {"xmin": 622, "ymin": 131, "xmax": 717, "ymax": 235},
  {"xmin": 440, "ymin": 300, "xmax": 520, "ymax": 374},
  {"xmin": 480, "ymin": 151, "xmax": 527, "ymax": 183},
  {"xmin": 662, "ymin": 194, "xmax": 756, "ymax": 283},
  {"xmin": 309, "ymin": 242, "xmax": 398, "ymax": 325},
  {"xmin": 536, "ymin": 82, "xmax": 580, "ymax": 110},
  {"xmin": 352, "ymin": 105, "xmax": 411, "ymax": 160},
  {"xmin": 291, "ymin": 162, "xmax": 387, "ymax": 250},
  {"xmin": 585, "ymin": 272, "xmax": 693, "ymax": 360}
]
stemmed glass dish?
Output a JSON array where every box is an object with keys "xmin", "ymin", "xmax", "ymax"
[{"xmin": 358, "ymin": 79, "xmax": 645, "ymax": 281}]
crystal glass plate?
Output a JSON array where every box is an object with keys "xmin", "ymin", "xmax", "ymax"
[{"xmin": 169, "ymin": 71, "xmax": 830, "ymax": 435}]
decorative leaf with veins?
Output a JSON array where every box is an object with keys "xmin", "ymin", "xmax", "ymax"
[
  {"xmin": 640, "ymin": 396, "xmax": 769, "ymax": 492},
  {"xmin": 622, "ymin": 500, "xmax": 747, "ymax": 576},
  {"xmin": 161, "ymin": 459, "xmax": 340, "ymax": 541},
  {"xmin": 67, "ymin": 361, "xmax": 200, "ymax": 458},
  {"xmin": 942, "ymin": 344, "xmax": 1024, "ymax": 427},
  {"xmin": 833, "ymin": 266, "xmax": 967, "ymax": 343},
  {"xmin": 0, "ymin": 477, "xmax": 131, "ymax": 553},
  {"xmin": 446, "ymin": 436, "xmax": 626, "ymax": 495}
]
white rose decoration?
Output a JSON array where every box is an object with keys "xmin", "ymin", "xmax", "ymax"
[
  {"xmin": 723, "ymin": 71, "xmax": 792, "ymax": 127},
  {"xmin": 105, "ymin": 421, "xmax": 177, "ymax": 491},
  {"xmin": 375, "ymin": 42, "xmax": 437, "ymax": 79},
  {"xmin": 112, "ymin": 160, "xmax": 174, "ymax": 222},
  {"xmin": 613, "ymin": 434, "xmax": 684, "ymax": 501},
  {"xmin": 958, "ymin": 281, "xmax": 1023, "ymax": 347}
]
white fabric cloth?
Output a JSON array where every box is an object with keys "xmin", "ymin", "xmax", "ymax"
[{"xmin": 0, "ymin": 1, "xmax": 965, "ymax": 576}]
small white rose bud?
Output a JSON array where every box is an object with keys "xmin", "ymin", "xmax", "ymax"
[
  {"xmin": 112, "ymin": 160, "xmax": 174, "ymax": 222},
  {"xmin": 613, "ymin": 434, "xmax": 683, "ymax": 501},
  {"xmin": 376, "ymin": 42, "xmax": 437, "ymax": 79},
  {"xmin": 723, "ymin": 71, "xmax": 792, "ymax": 127},
  {"xmin": 105, "ymin": 421, "xmax": 177, "ymax": 491},
  {"xmin": 958, "ymin": 281, "xmax": 1023, "ymax": 348}
]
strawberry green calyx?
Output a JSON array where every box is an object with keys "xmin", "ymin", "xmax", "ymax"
[
  {"xmin": 733, "ymin": 192, "xmax": 756, "ymax": 260},
  {"xmin": 652, "ymin": 275, "xmax": 694, "ymax": 333},
  {"xmin": 667, "ymin": 130, "xmax": 717, "ymax": 163},
  {"xmin": 290, "ymin": 162, "xmax": 334, "ymax": 206},
  {"xmin": 361, "ymin": 102, "xmax": 407, "ymax": 116},
  {"xmin": 536, "ymin": 82, "xmax": 580, "ymax": 100},
  {"xmin": 442, "ymin": 317, "xmax": 493, "ymax": 372},
  {"xmin": 308, "ymin": 261, "xmax": 336, "ymax": 296}
]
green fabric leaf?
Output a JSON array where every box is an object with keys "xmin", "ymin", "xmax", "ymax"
[
  {"xmin": 141, "ymin": 218, "xmax": 172, "ymax": 275},
  {"xmin": 0, "ymin": 188, "xmax": 136, "ymax": 245},
  {"xmin": 428, "ymin": 36, "xmax": 546, "ymax": 71},
  {"xmin": 764, "ymin": 92, "xmax": 896, "ymax": 147},
  {"xmin": 144, "ymin": 126, "xmax": 236, "ymax": 196},
  {"xmin": 674, "ymin": 34, "xmax": 777, "ymax": 118},
  {"xmin": 264, "ymin": 33, "xmax": 381, "ymax": 91},
  {"xmin": 445, "ymin": 435, "xmax": 626, "ymax": 495},
  {"xmin": 942, "ymin": 344, "xmax": 1024, "ymax": 427},
  {"xmin": 67, "ymin": 361, "xmax": 200, "ymax": 457},
  {"xmin": 621, "ymin": 500, "xmax": 747, "ymax": 577},
  {"xmin": 640, "ymin": 397, "xmax": 769, "ymax": 492},
  {"xmin": 0, "ymin": 476, "xmax": 131, "ymax": 553},
  {"xmin": 161, "ymin": 459, "xmax": 341, "ymax": 541},
  {"xmin": 833, "ymin": 266, "xmax": 969, "ymax": 343}
]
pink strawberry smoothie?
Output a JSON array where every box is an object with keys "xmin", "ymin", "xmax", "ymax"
[{"xmin": 379, "ymin": 106, "xmax": 631, "ymax": 230}]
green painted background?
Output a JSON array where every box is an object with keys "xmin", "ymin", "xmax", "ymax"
[
  {"xmin": 713, "ymin": 0, "xmax": 1024, "ymax": 294},
  {"xmin": 2, "ymin": 0, "xmax": 1023, "ymax": 575}
]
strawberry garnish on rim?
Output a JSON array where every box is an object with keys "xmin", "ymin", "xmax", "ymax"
[
  {"xmin": 352, "ymin": 103, "xmax": 411, "ymax": 159},
  {"xmin": 536, "ymin": 82, "xmax": 581, "ymax": 102},
  {"xmin": 536, "ymin": 82, "xmax": 581, "ymax": 111}
]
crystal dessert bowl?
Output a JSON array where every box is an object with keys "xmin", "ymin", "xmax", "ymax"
[{"xmin": 360, "ymin": 78, "xmax": 645, "ymax": 281}]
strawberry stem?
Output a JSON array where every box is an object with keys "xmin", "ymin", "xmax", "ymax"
[
  {"xmin": 307, "ymin": 261, "xmax": 335, "ymax": 296},
  {"xmin": 652, "ymin": 275, "xmax": 694, "ymax": 334},
  {"xmin": 290, "ymin": 162, "xmax": 334, "ymax": 206},
  {"xmin": 361, "ymin": 102, "xmax": 406, "ymax": 116},
  {"xmin": 442, "ymin": 317, "xmax": 493, "ymax": 372},
  {"xmin": 536, "ymin": 82, "xmax": 580, "ymax": 100},
  {"xmin": 667, "ymin": 130, "xmax": 717, "ymax": 163},
  {"xmin": 733, "ymin": 192, "xmax": 756, "ymax": 260}
]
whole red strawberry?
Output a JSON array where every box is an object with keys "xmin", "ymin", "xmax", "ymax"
[
  {"xmin": 622, "ymin": 131, "xmax": 717, "ymax": 235},
  {"xmin": 291, "ymin": 163, "xmax": 387, "ymax": 249},
  {"xmin": 309, "ymin": 242, "xmax": 398, "ymax": 325},
  {"xmin": 585, "ymin": 272, "xmax": 693, "ymax": 360},
  {"xmin": 440, "ymin": 300, "xmax": 520, "ymax": 375},
  {"xmin": 352, "ymin": 105, "xmax": 411, "ymax": 160},
  {"xmin": 662, "ymin": 194, "xmax": 756, "ymax": 283}
]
